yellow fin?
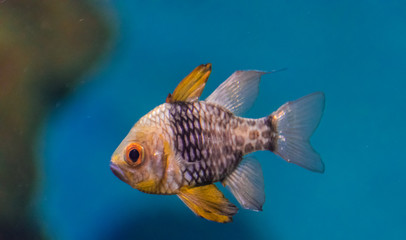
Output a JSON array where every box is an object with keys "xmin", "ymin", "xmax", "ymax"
[
  {"xmin": 167, "ymin": 63, "xmax": 212, "ymax": 103},
  {"xmin": 178, "ymin": 184, "xmax": 238, "ymax": 223}
]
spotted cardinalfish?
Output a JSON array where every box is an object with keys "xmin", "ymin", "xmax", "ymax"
[{"xmin": 110, "ymin": 64, "xmax": 325, "ymax": 223}]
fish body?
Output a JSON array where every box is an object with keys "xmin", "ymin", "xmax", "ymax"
[
  {"xmin": 124, "ymin": 101, "xmax": 272, "ymax": 194},
  {"xmin": 110, "ymin": 64, "xmax": 325, "ymax": 222}
]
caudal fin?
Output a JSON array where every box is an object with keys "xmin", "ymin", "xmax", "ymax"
[{"xmin": 270, "ymin": 92, "xmax": 325, "ymax": 173}]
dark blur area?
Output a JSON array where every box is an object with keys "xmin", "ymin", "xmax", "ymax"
[{"xmin": 0, "ymin": 1, "xmax": 111, "ymax": 239}]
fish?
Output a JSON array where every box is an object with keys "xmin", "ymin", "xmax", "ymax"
[{"xmin": 110, "ymin": 63, "xmax": 325, "ymax": 223}]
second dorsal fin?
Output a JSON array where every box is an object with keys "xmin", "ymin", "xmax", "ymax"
[{"xmin": 205, "ymin": 70, "xmax": 267, "ymax": 115}]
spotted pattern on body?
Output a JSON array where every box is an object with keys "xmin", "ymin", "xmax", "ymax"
[
  {"xmin": 136, "ymin": 101, "xmax": 278, "ymax": 192},
  {"xmin": 237, "ymin": 116, "xmax": 278, "ymax": 154},
  {"xmin": 167, "ymin": 101, "xmax": 277, "ymax": 188}
]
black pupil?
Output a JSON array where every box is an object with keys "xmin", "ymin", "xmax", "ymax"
[{"xmin": 129, "ymin": 149, "xmax": 140, "ymax": 162}]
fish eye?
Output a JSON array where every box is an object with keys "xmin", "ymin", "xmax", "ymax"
[{"xmin": 125, "ymin": 143, "xmax": 144, "ymax": 166}]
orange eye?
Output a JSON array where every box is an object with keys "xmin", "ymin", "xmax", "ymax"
[{"xmin": 125, "ymin": 143, "xmax": 144, "ymax": 167}]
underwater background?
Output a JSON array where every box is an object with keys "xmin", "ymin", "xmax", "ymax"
[{"xmin": 1, "ymin": 0, "xmax": 405, "ymax": 239}]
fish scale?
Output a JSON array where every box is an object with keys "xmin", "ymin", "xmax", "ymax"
[
  {"xmin": 133, "ymin": 100, "xmax": 277, "ymax": 193},
  {"xmin": 167, "ymin": 101, "xmax": 273, "ymax": 187}
]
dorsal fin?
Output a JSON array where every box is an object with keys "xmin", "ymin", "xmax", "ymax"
[
  {"xmin": 166, "ymin": 63, "xmax": 212, "ymax": 103},
  {"xmin": 205, "ymin": 70, "xmax": 267, "ymax": 115},
  {"xmin": 178, "ymin": 184, "xmax": 238, "ymax": 223}
]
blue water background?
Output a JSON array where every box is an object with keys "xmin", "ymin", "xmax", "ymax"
[{"xmin": 39, "ymin": 1, "xmax": 406, "ymax": 239}]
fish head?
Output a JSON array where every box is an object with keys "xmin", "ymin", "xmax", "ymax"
[{"xmin": 110, "ymin": 122, "xmax": 166, "ymax": 193}]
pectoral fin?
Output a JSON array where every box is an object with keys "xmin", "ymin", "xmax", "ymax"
[
  {"xmin": 178, "ymin": 184, "xmax": 238, "ymax": 223},
  {"xmin": 167, "ymin": 63, "xmax": 212, "ymax": 103}
]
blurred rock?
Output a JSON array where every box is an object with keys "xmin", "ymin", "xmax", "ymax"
[{"xmin": 0, "ymin": 0, "xmax": 112, "ymax": 239}]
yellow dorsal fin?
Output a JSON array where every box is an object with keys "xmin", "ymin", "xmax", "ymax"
[
  {"xmin": 166, "ymin": 63, "xmax": 212, "ymax": 103},
  {"xmin": 178, "ymin": 184, "xmax": 238, "ymax": 223}
]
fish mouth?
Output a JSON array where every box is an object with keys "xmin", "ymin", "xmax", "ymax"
[{"xmin": 110, "ymin": 163, "xmax": 128, "ymax": 183}]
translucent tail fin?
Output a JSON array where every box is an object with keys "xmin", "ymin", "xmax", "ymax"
[{"xmin": 270, "ymin": 92, "xmax": 325, "ymax": 173}]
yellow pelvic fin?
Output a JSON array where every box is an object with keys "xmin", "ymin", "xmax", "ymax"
[
  {"xmin": 167, "ymin": 63, "xmax": 212, "ymax": 103},
  {"xmin": 178, "ymin": 184, "xmax": 238, "ymax": 223}
]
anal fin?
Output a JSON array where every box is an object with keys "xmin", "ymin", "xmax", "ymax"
[
  {"xmin": 178, "ymin": 184, "xmax": 238, "ymax": 223},
  {"xmin": 222, "ymin": 157, "xmax": 265, "ymax": 211}
]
